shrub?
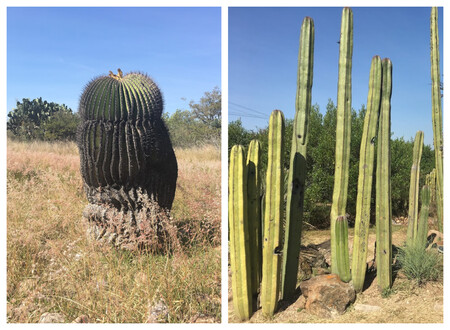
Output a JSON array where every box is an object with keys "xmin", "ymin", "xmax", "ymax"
[{"xmin": 396, "ymin": 244, "xmax": 443, "ymax": 285}]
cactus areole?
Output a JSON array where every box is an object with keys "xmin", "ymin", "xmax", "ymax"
[{"xmin": 77, "ymin": 69, "xmax": 177, "ymax": 251}]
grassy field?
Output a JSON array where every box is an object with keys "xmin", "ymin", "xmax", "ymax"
[{"xmin": 7, "ymin": 139, "xmax": 221, "ymax": 323}]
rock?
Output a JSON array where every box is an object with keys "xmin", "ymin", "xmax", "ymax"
[
  {"xmin": 293, "ymin": 295, "xmax": 306, "ymax": 310},
  {"xmin": 354, "ymin": 303, "xmax": 381, "ymax": 313},
  {"xmin": 146, "ymin": 298, "xmax": 169, "ymax": 323},
  {"xmin": 72, "ymin": 315, "xmax": 90, "ymax": 323},
  {"xmin": 299, "ymin": 274, "xmax": 355, "ymax": 318},
  {"xmin": 39, "ymin": 312, "xmax": 65, "ymax": 323}
]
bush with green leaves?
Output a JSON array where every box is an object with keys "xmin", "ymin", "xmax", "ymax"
[
  {"xmin": 396, "ymin": 244, "xmax": 442, "ymax": 285},
  {"xmin": 7, "ymin": 97, "xmax": 79, "ymax": 141}
]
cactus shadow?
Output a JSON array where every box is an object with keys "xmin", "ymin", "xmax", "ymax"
[{"xmin": 276, "ymin": 287, "xmax": 302, "ymax": 313}]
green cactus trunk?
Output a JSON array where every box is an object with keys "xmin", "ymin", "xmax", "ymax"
[
  {"xmin": 281, "ymin": 16, "xmax": 314, "ymax": 300},
  {"xmin": 351, "ymin": 55, "xmax": 382, "ymax": 292},
  {"xmin": 416, "ymin": 185, "xmax": 431, "ymax": 249},
  {"xmin": 77, "ymin": 70, "xmax": 177, "ymax": 251},
  {"xmin": 330, "ymin": 7, "xmax": 353, "ymax": 283},
  {"xmin": 229, "ymin": 145, "xmax": 253, "ymax": 321},
  {"xmin": 430, "ymin": 169, "xmax": 436, "ymax": 204},
  {"xmin": 261, "ymin": 110, "xmax": 285, "ymax": 317},
  {"xmin": 376, "ymin": 58, "xmax": 393, "ymax": 292},
  {"xmin": 246, "ymin": 139, "xmax": 262, "ymax": 300},
  {"xmin": 335, "ymin": 216, "xmax": 350, "ymax": 279},
  {"xmin": 406, "ymin": 131, "xmax": 424, "ymax": 247},
  {"xmin": 430, "ymin": 7, "xmax": 443, "ymax": 233}
]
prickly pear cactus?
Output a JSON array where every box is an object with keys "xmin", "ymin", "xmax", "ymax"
[{"xmin": 77, "ymin": 69, "xmax": 177, "ymax": 251}]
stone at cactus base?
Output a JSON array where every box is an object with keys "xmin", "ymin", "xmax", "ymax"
[
  {"xmin": 72, "ymin": 315, "xmax": 90, "ymax": 323},
  {"xmin": 299, "ymin": 274, "xmax": 355, "ymax": 318}
]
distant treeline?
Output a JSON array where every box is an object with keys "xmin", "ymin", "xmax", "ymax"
[
  {"xmin": 7, "ymin": 87, "xmax": 221, "ymax": 148},
  {"xmin": 229, "ymin": 100, "xmax": 435, "ymax": 226}
]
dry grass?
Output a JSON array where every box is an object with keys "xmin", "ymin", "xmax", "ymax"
[{"xmin": 7, "ymin": 139, "xmax": 221, "ymax": 323}]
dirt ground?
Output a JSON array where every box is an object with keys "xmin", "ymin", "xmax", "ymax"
[{"xmin": 228, "ymin": 223, "xmax": 444, "ymax": 323}]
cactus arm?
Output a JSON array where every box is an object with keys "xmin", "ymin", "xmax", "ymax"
[
  {"xmin": 261, "ymin": 110, "xmax": 285, "ymax": 317},
  {"xmin": 406, "ymin": 131, "xmax": 424, "ymax": 246},
  {"xmin": 246, "ymin": 139, "xmax": 262, "ymax": 299},
  {"xmin": 229, "ymin": 145, "xmax": 252, "ymax": 320},
  {"xmin": 281, "ymin": 16, "xmax": 314, "ymax": 300},
  {"xmin": 330, "ymin": 7, "xmax": 353, "ymax": 282},
  {"xmin": 376, "ymin": 58, "xmax": 393, "ymax": 292},
  {"xmin": 351, "ymin": 55, "xmax": 382, "ymax": 292},
  {"xmin": 430, "ymin": 7, "xmax": 443, "ymax": 233}
]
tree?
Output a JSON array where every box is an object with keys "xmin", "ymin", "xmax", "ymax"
[
  {"xmin": 7, "ymin": 97, "xmax": 77, "ymax": 141},
  {"xmin": 189, "ymin": 87, "xmax": 221, "ymax": 128}
]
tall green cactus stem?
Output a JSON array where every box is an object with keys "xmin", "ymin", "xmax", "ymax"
[
  {"xmin": 430, "ymin": 7, "xmax": 443, "ymax": 233},
  {"xmin": 376, "ymin": 58, "xmax": 393, "ymax": 292},
  {"xmin": 229, "ymin": 145, "xmax": 252, "ymax": 320},
  {"xmin": 261, "ymin": 110, "xmax": 285, "ymax": 317},
  {"xmin": 351, "ymin": 56, "xmax": 382, "ymax": 292},
  {"xmin": 77, "ymin": 70, "xmax": 177, "ymax": 251},
  {"xmin": 416, "ymin": 185, "xmax": 431, "ymax": 249},
  {"xmin": 430, "ymin": 169, "xmax": 436, "ymax": 204},
  {"xmin": 335, "ymin": 216, "xmax": 350, "ymax": 280},
  {"xmin": 246, "ymin": 139, "xmax": 262, "ymax": 300},
  {"xmin": 406, "ymin": 131, "xmax": 424, "ymax": 247},
  {"xmin": 330, "ymin": 7, "xmax": 353, "ymax": 282},
  {"xmin": 281, "ymin": 16, "xmax": 314, "ymax": 300}
]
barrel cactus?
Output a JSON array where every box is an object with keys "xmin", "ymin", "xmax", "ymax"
[{"xmin": 77, "ymin": 69, "xmax": 178, "ymax": 251}]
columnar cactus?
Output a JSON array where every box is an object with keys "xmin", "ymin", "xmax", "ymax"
[
  {"xmin": 416, "ymin": 185, "xmax": 431, "ymax": 249},
  {"xmin": 229, "ymin": 145, "xmax": 252, "ymax": 320},
  {"xmin": 246, "ymin": 139, "xmax": 262, "ymax": 300},
  {"xmin": 351, "ymin": 55, "xmax": 382, "ymax": 292},
  {"xmin": 281, "ymin": 16, "xmax": 314, "ymax": 300},
  {"xmin": 376, "ymin": 58, "xmax": 393, "ymax": 292},
  {"xmin": 430, "ymin": 7, "xmax": 443, "ymax": 233},
  {"xmin": 261, "ymin": 110, "xmax": 285, "ymax": 317},
  {"xmin": 330, "ymin": 7, "xmax": 353, "ymax": 282},
  {"xmin": 77, "ymin": 70, "xmax": 177, "ymax": 251},
  {"xmin": 406, "ymin": 131, "xmax": 424, "ymax": 247}
]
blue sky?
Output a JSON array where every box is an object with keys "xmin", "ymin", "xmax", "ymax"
[
  {"xmin": 7, "ymin": 7, "xmax": 221, "ymax": 117},
  {"xmin": 229, "ymin": 7, "xmax": 444, "ymax": 147}
]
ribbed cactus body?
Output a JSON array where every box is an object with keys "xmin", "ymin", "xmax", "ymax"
[
  {"xmin": 376, "ymin": 58, "xmax": 393, "ymax": 291},
  {"xmin": 430, "ymin": 7, "xmax": 443, "ymax": 233},
  {"xmin": 77, "ymin": 70, "xmax": 177, "ymax": 250},
  {"xmin": 261, "ymin": 110, "xmax": 285, "ymax": 317},
  {"xmin": 246, "ymin": 139, "xmax": 262, "ymax": 299},
  {"xmin": 351, "ymin": 56, "xmax": 382, "ymax": 292},
  {"xmin": 406, "ymin": 131, "xmax": 424, "ymax": 247},
  {"xmin": 417, "ymin": 185, "xmax": 431, "ymax": 249},
  {"xmin": 229, "ymin": 145, "xmax": 252, "ymax": 320},
  {"xmin": 330, "ymin": 7, "xmax": 353, "ymax": 283},
  {"xmin": 281, "ymin": 16, "xmax": 314, "ymax": 300}
]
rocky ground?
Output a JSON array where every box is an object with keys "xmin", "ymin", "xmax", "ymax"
[{"xmin": 228, "ymin": 223, "xmax": 444, "ymax": 323}]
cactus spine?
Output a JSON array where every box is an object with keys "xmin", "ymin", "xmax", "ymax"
[
  {"xmin": 229, "ymin": 145, "xmax": 252, "ymax": 320},
  {"xmin": 430, "ymin": 7, "xmax": 443, "ymax": 233},
  {"xmin": 406, "ymin": 131, "xmax": 424, "ymax": 247},
  {"xmin": 246, "ymin": 139, "xmax": 262, "ymax": 299},
  {"xmin": 417, "ymin": 185, "xmax": 431, "ymax": 249},
  {"xmin": 261, "ymin": 110, "xmax": 285, "ymax": 317},
  {"xmin": 376, "ymin": 58, "xmax": 393, "ymax": 292},
  {"xmin": 281, "ymin": 16, "xmax": 314, "ymax": 300},
  {"xmin": 330, "ymin": 7, "xmax": 353, "ymax": 282},
  {"xmin": 351, "ymin": 56, "xmax": 382, "ymax": 292}
]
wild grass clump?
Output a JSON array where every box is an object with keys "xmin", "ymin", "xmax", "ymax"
[
  {"xmin": 396, "ymin": 244, "xmax": 443, "ymax": 285},
  {"xmin": 7, "ymin": 139, "xmax": 221, "ymax": 323}
]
